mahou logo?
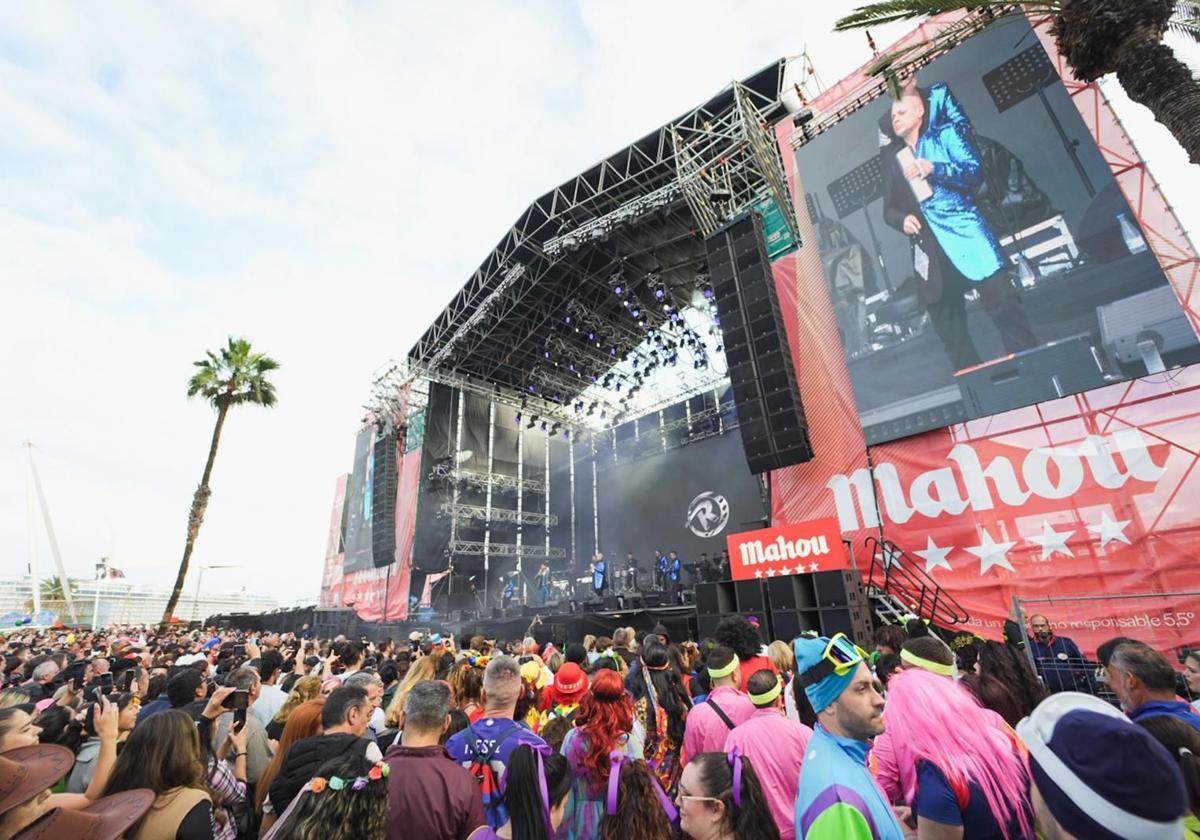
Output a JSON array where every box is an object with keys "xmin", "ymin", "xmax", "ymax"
[
  {"xmin": 826, "ymin": 429, "xmax": 1167, "ymax": 531},
  {"xmin": 726, "ymin": 518, "xmax": 849, "ymax": 581},
  {"xmin": 739, "ymin": 534, "xmax": 832, "ymax": 566}
]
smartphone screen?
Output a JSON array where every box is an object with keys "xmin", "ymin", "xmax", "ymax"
[{"xmin": 221, "ymin": 690, "xmax": 249, "ymax": 711}]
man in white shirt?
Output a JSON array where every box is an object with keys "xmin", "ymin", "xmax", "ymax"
[{"xmin": 251, "ymin": 649, "xmax": 288, "ymax": 728}]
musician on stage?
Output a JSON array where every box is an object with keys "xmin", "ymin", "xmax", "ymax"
[
  {"xmin": 591, "ymin": 552, "xmax": 608, "ymax": 597},
  {"xmin": 502, "ymin": 573, "xmax": 517, "ymax": 610},
  {"xmin": 534, "ymin": 561, "xmax": 551, "ymax": 606},
  {"xmin": 624, "ymin": 552, "xmax": 638, "ymax": 591},
  {"xmin": 667, "ymin": 550, "xmax": 682, "ymax": 603},
  {"xmin": 654, "ymin": 549, "xmax": 668, "ymax": 591}
]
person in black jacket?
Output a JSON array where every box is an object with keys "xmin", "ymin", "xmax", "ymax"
[{"xmin": 267, "ymin": 684, "xmax": 382, "ymax": 815}]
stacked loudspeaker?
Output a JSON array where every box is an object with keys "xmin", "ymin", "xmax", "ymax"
[
  {"xmin": 705, "ymin": 210, "xmax": 813, "ymax": 473},
  {"xmin": 695, "ymin": 570, "xmax": 873, "ymax": 645},
  {"xmin": 371, "ymin": 433, "xmax": 399, "ymax": 567}
]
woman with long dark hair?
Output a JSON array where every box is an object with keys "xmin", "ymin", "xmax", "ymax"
[
  {"xmin": 961, "ymin": 640, "xmax": 1048, "ymax": 727},
  {"xmin": 102, "ymin": 709, "xmax": 218, "ymax": 840},
  {"xmin": 469, "ymin": 744, "xmax": 571, "ymax": 840},
  {"xmin": 559, "ymin": 670, "xmax": 643, "ymax": 840},
  {"xmin": 676, "ymin": 751, "xmax": 779, "ymax": 840},
  {"xmin": 598, "ymin": 758, "xmax": 674, "ymax": 840},
  {"xmin": 630, "ymin": 644, "xmax": 690, "ymax": 797},
  {"xmin": 264, "ymin": 751, "xmax": 388, "ymax": 840}
]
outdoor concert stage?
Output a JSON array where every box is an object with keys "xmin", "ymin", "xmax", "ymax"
[{"xmin": 315, "ymin": 11, "xmax": 1200, "ymax": 661}]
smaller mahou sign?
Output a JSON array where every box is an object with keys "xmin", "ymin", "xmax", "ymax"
[{"xmin": 726, "ymin": 518, "xmax": 848, "ymax": 581}]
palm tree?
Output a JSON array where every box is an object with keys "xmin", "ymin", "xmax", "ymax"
[
  {"xmin": 834, "ymin": 2, "xmax": 1200, "ymax": 163},
  {"xmin": 25, "ymin": 575, "xmax": 70, "ymax": 616},
  {"xmin": 160, "ymin": 337, "xmax": 279, "ymax": 627}
]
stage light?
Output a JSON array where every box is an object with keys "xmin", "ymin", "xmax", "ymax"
[
  {"xmin": 614, "ymin": 285, "xmax": 623, "ymax": 296},
  {"xmin": 632, "ymin": 358, "xmax": 638, "ymax": 368},
  {"xmin": 544, "ymin": 350, "xmax": 551, "ymax": 359},
  {"xmin": 610, "ymin": 346, "xmax": 618, "ymax": 357},
  {"xmin": 568, "ymin": 362, "xmax": 576, "ymax": 372},
  {"xmin": 713, "ymin": 314, "xmax": 721, "ymax": 325},
  {"xmin": 526, "ymin": 418, "xmax": 537, "ymax": 429},
  {"xmin": 564, "ymin": 315, "xmax": 572, "ymax": 324},
  {"xmin": 631, "ymin": 308, "xmax": 640, "ymax": 318},
  {"xmin": 588, "ymin": 332, "xmax": 595, "ymax": 342},
  {"xmin": 540, "ymin": 421, "xmax": 547, "ymax": 431},
  {"xmin": 591, "ymin": 374, "xmax": 599, "ymax": 383},
  {"xmin": 702, "ymin": 285, "xmax": 714, "ymax": 299},
  {"xmin": 623, "ymin": 300, "xmax": 631, "ymax": 308},
  {"xmin": 528, "ymin": 385, "xmax": 537, "ymax": 394},
  {"xmin": 671, "ymin": 312, "xmax": 680, "ymax": 322},
  {"xmin": 563, "ymin": 430, "xmax": 570, "ymax": 439},
  {"xmin": 662, "ymin": 303, "xmax": 671, "ymax": 312},
  {"xmin": 654, "ymin": 288, "xmax": 665, "ymax": 301},
  {"xmin": 515, "ymin": 412, "xmax": 522, "ymax": 423},
  {"xmin": 715, "ymin": 344, "xmax": 723, "ymax": 352}
]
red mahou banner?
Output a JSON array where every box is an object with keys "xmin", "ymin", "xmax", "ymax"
[{"xmin": 727, "ymin": 519, "xmax": 850, "ymax": 581}]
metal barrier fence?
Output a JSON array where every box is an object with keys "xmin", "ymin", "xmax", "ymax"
[{"xmin": 1011, "ymin": 592, "xmax": 1200, "ymax": 705}]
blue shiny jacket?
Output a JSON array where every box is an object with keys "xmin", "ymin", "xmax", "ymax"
[{"xmin": 909, "ymin": 83, "xmax": 1005, "ymax": 282}]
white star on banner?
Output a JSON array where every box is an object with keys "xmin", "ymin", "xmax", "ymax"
[
  {"xmin": 913, "ymin": 536, "xmax": 953, "ymax": 574},
  {"xmin": 808, "ymin": 561, "xmax": 820, "ymax": 573},
  {"xmin": 1028, "ymin": 521, "xmax": 1075, "ymax": 560},
  {"xmin": 766, "ymin": 568, "xmax": 777, "ymax": 577},
  {"xmin": 1088, "ymin": 512, "xmax": 1132, "ymax": 548},
  {"xmin": 754, "ymin": 570, "xmax": 763, "ymax": 579},
  {"xmin": 881, "ymin": 547, "xmax": 902, "ymax": 570},
  {"xmin": 965, "ymin": 528, "xmax": 1017, "ymax": 575}
]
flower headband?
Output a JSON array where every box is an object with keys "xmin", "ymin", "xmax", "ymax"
[
  {"xmin": 606, "ymin": 750, "xmax": 678, "ymax": 823},
  {"xmin": 464, "ymin": 653, "xmax": 490, "ymax": 668},
  {"xmin": 309, "ymin": 761, "xmax": 389, "ymax": 794}
]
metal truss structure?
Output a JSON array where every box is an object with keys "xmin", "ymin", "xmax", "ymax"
[
  {"xmin": 400, "ymin": 60, "xmax": 793, "ymax": 416},
  {"xmin": 450, "ymin": 540, "xmax": 567, "ymax": 561},
  {"xmin": 438, "ymin": 501, "xmax": 558, "ymax": 528},
  {"xmin": 429, "ymin": 463, "xmax": 547, "ymax": 495}
]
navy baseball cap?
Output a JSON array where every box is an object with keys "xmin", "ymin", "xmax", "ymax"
[{"xmin": 1017, "ymin": 692, "xmax": 1186, "ymax": 839}]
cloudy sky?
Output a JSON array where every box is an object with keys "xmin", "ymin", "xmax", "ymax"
[{"xmin": 1, "ymin": 3, "xmax": 1196, "ymax": 607}]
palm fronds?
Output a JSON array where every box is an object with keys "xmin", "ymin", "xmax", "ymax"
[{"xmin": 1170, "ymin": 1, "xmax": 1200, "ymax": 42}]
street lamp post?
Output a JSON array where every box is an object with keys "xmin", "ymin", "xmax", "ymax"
[{"xmin": 192, "ymin": 564, "xmax": 240, "ymax": 623}]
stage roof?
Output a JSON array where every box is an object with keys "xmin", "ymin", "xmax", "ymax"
[{"xmin": 398, "ymin": 59, "xmax": 793, "ymax": 424}]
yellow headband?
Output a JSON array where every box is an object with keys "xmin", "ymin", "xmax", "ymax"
[
  {"xmin": 708, "ymin": 658, "xmax": 738, "ymax": 680},
  {"xmin": 748, "ymin": 676, "xmax": 782, "ymax": 706},
  {"xmin": 900, "ymin": 648, "xmax": 955, "ymax": 676}
]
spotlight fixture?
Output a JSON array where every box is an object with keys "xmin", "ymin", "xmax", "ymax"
[
  {"xmin": 515, "ymin": 412, "xmax": 523, "ymax": 423},
  {"xmin": 702, "ymin": 285, "xmax": 714, "ymax": 299},
  {"xmin": 539, "ymin": 421, "xmax": 547, "ymax": 432},
  {"xmin": 654, "ymin": 288, "xmax": 665, "ymax": 301}
]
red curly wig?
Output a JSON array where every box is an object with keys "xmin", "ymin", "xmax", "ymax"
[{"xmin": 572, "ymin": 669, "xmax": 634, "ymax": 785}]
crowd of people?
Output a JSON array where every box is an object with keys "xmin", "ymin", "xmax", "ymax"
[{"xmin": 1, "ymin": 611, "xmax": 1199, "ymax": 839}]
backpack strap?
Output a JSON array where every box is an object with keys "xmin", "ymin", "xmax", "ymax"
[{"xmin": 707, "ymin": 698, "xmax": 736, "ymax": 730}]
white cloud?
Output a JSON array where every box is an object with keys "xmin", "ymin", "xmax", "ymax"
[{"xmin": 0, "ymin": 3, "xmax": 1193, "ymax": 607}]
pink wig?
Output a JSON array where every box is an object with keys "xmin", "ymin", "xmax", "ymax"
[{"xmin": 882, "ymin": 667, "xmax": 1032, "ymax": 838}]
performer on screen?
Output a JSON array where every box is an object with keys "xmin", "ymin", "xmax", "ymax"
[
  {"xmin": 667, "ymin": 550, "xmax": 682, "ymax": 603},
  {"xmin": 591, "ymin": 552, "xmax": 608, "ymax": 597},
  {"xmin": 880, "ymin": 75, "xmax": 1037, "ymax": 372},
  {"xmin": 654, "ymin": 549, "xmax": 668, "ymax": 591},
  {"xmin": 534, "ymin": 561, "xmax": 551, "ymax": 607}
]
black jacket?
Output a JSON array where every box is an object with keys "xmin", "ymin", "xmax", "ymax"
[{"xmin": 268, "ymin": 732, "xmax": 371, "ymax": 814}]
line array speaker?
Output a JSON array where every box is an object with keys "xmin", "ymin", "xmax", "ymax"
[
  {"xmin": 705, "ymin": 210, "xmax": 813, "ymax": 473},
  {"xmin": 371, "ymin": 433, "xmax": 399, "ymax": 567}
]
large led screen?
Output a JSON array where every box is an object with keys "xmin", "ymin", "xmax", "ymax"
[
  {"xmin": 795, "ymin": 15, "xmax": 1200, "ymax": 444},
  {"xmin": 341, "ymin": 426, "xmax": 376, "ymax": 573}
]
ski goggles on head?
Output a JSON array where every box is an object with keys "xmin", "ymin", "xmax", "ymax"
[{"xmin": 798, "ymin": 633, "xmax": 868, "ymax": 687}]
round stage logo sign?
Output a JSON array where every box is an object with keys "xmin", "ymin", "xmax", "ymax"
[{"xmin": 686, "ymin": 491, "xmax": 730, "ymax": 538}]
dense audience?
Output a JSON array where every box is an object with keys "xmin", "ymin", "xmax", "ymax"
[{"xmin": 2, "ymin": 611, "xmax": 1199, "ymax": 839}]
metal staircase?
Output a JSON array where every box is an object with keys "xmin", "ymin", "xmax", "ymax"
[{"xmin": 862, "ymin": 536, "xmax": 971, "ymax": 627}]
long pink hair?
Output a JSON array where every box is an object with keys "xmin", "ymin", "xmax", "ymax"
[{"xmin": 883, "ymin": 668, "xmax": 1032, "ymax": 838}]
